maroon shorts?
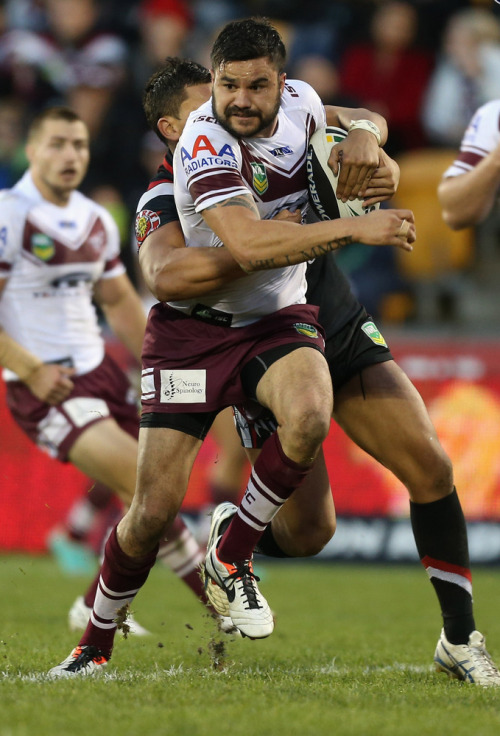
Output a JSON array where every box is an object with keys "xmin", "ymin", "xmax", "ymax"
[
  {"xmin": 5, "ymin": 353, "xmax": 139, "ymax": 462},
  {"xmin": 141, "ymin": 303, "xmax": 325, "ymax": 414}
]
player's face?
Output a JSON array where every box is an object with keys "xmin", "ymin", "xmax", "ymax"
[
  {"xmin": 212, "ymin": 58, "xmax": 285, "ymax": 139},
  {"xmin": 177, "ymin": 83, "xmax": 212, "ymax": 132},
  {"xmin": 27, "ymin": 119, "xmax": 90, "ymax": 205}
]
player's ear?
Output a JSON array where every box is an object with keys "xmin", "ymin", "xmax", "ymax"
[
  {"xmin": 157, "ymin": 116, "xmax": 180, "ymax": 143},
  {"xmin": 279, "ymin": 72, "xmax": 286, "ymax": 93}
]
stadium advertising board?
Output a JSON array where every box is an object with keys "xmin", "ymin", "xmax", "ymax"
[{"xmin": 1, "ymin": 336, "xmax": 500, "ymax": 563}]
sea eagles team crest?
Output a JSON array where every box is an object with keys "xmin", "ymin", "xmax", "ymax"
[
  {"xmin": 361, "ymin": 321, "xmax": 387, "ymax": 347},
  {"xmin": 135, "ymin": 209, "xmax": 160, "ymax": 245},
  {"xmin": 31, "ymin": 233, "xmax": 55, "ymax": 261},
  {"xmin": 250, "ymin": 163, "xmax": 268, "ymax": 195}
]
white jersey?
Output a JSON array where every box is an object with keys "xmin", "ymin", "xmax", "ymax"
[
  {"xmin": 173, "ymin": 80, "xmax": 326, "ymax": 327},
  {"xmin": 443, "ymin": 100, "xmax": 500, "ymax": 178},
  {"xmin": 0, "ymin": 171, "xmax": 125, "ymax": 379}
]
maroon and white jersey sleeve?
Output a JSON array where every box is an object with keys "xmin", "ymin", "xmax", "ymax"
[
  {"xmin": 0, "ymin": 172, "xmax": 124, "ymax": 379},
  {"xmin": 443, "ymin": 100, "xmax": 500, "ymax": 178},
  {"xmin": 171, "ymin": 81, "xmax": 326, "ymax": 326}
]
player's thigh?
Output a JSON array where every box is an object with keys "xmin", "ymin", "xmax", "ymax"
[
  {"xmin": 256, "ymin": 347, "xmax": 332, "ymax": 426},
  {"xmin": 333, "ymin": 361, "xmax": 452, "ymax": 494},
  {"xmin": 132, "ymin": 426, "xmax": 202, "ymax": 520},
  {"xmin": 68, "ymin": 417, "xmax": 138, "ymax": 504}
]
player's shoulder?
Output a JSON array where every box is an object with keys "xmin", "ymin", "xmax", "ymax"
[
  {"xmin": 281, "ymin": 79, "xmax": 322, "ymax": 108},
  {"xmin": 462, "ymin": 99, "xmax": 500, "ymax": 148},
  {"xmin": 0, "ymin": 186, "xmax": 32, "ymax": 217},
  {"xmin": 136, "ymin": 152, "xmax": 175, "ymax": 213}
]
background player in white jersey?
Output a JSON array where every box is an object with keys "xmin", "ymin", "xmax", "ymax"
[
  {"xmin": 438, "ymin": 99, "xmax": 500, "ymax": 230},
  {"xmin": 48, "ymin": 20, "xmax": 417, "ymax": 677},
  {"xmin": 136, "ymin": 58, "xmax": 500, "ymax": 686},
  {"xmin": 0, "ymin": 106, "xmax": 220, "ymax": 638}
]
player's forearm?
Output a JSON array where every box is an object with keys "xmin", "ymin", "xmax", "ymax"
[
  {"xmin": 140, "ymin": 242, "xmax": 244, "ymax": 301},
  {"xmin": 100, "ymin": 291, "xmax": 147, "ymax": 364},
  {"xmin": 438, "ymin": 158, "xmax": 500, "ymax": 229},
  {"xmin": 0, "ymin": 327, "xmax": 43, "ymax": 380},
  {"xmin": 326, "ymin": 106, "xmax": 388, "ymax": 146},
  {"xmin": 221, "ymin": 216, "xmax": 371, "ymax": 271}
]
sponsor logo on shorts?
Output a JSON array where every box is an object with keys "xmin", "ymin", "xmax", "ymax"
[
  {"xmin": 361, "ymin": 321, "xmax": 387, "ymax": 347},
  {"xmin": 160, "ymin": 369, "xmax": 206, "ymax": 403},
  {"xmin": 31, "ymin": 233, "xmax": 55, "ymax": 261},
  {"xmin": 135, "ymin": 209, "xmax": 160, "ymax": 245},
  {"xmin": 293, "ymin": 322, "xmax": 318, "ymax": 338},
  {"xmin": 251, "ymin": 163, "xmax": 268, "ymax": 195}
]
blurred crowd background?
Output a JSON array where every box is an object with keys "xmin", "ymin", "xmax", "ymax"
[{"xmin": 1, "ymin": 0, "xmax": 500, "ymax": 329}]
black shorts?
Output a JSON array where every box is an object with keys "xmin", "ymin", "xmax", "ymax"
[
  {"xmin": 324, "ymin": 306, "xmax": 393, "ymax": 391},
  {"xmin": 234, "ymin": 307, "xmax": 393, "ymax": 449}
]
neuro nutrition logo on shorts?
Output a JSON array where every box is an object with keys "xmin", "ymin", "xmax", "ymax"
[
  {"xmin": 160, "ymin": 369, "xmax": 206, "ymax": 403},
  {"xmin": 361, "ymin": 321, "xmax": 387, "ymax": 347}
]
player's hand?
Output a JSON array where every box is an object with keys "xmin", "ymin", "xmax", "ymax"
[
  {"xmin": 328, "ymin": 128, "xmax": 380, "ymax": 203},
  {"xmin": 362, "ymin": 150, "xmax": 401, "ymax": 206},
  {"xmin": 353, "ymin": 209, "xmax": 416, "ymax": 251},
  {"xmin": 273, "ymin": 208, "xmax": 302, "ymax": 224},
  {"xmin": 25, "ymin": 363, "xmax": 75, "ymax": 405}
]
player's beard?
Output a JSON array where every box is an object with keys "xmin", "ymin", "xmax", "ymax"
[{"xmin": 212, "ymin": 89, "xmax": 281, "ymax": 139}]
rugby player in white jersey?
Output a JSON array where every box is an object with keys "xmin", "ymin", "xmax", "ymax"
[
  {"xmin": 438, "ymin": 99, "xmax": 500, "ymax": 230},
  {"xmin": 0, "ymin": 106, "xmax": 224, "ymax": 643},
  {"xmin": 49, "ymin": 19, "xmax": 416, "ymax": 677}
]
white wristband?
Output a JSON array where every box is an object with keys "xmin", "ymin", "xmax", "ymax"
[{"xmin": 348, "ymin": 119, "xmax": 382, "ymax": 145}]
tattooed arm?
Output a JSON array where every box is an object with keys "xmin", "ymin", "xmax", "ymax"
[
  {"xmin": 201, "ymin": 193, "xmax": 415, "ymax": 273},
  {"xmin": 139, "ymin": 208, "xmax": 303, "ymax": 301}
]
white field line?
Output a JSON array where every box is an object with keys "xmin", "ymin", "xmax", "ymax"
[{"xmin": 0, "ymin": 662, "xmax": 434, "ymax": 683}]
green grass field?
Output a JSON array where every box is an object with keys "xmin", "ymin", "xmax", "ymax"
[{"xmin": 1, "ymin": 554, "xmax": 500, "ymax": 736}]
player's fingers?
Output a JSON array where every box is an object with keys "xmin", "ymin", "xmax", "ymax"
[
  {"xmin": 337, "ymin": 163, "xmax": 366, "ymax": 201},
  {"xmin": 355, "ymin": 168, "xmax": 377, "ymax": 199},
  {"xmin": 328, "ymin": 147, "xmax": 341, "ymax": 177},
  {"xmin": 394, "ymin": 217, "xmax": 416, "ymax": 249}
]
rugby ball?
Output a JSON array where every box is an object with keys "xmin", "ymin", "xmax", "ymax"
[{"xmin": 306, "ymin": 126, "xmax": 379, "ymax": 220}]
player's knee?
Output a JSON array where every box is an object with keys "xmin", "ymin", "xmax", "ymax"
[
  {"xmin": 407, "ymin": 446, "xmax": 454, "ymax": 502},
  {"xmin": 284, "ymin": 404, "xmax": 330, "ymax": 456},
  {"xmin": 287, "ymin": 516, "xmax": 336, "ymax": 557},
  {"xmin": 124, "ymin": 499, "xmax": 172, "ymax": 551}
]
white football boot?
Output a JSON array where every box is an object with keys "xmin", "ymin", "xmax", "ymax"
[
  {"xmin": 203, "ymin": 502, "xmax": 238, "ymax": 616},
  {"xmin": 203, "ymin": 503, "xmax": 274, "ymax": 639},
  {"xmin": 48, "ymin": 645, "xmax": 108, "ymax": 678},
  {"xmin": 434, "ymin": 629, "xmax": 500, "ymax": 686}
]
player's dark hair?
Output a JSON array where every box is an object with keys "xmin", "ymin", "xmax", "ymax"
[
  {"xmin": 210, "ymin": 17, "xmax": 286, "ymax": 73},
  {"xmin": 143, "ymin": 56, "xmax": 211, "ymax": 144},
  {"xmin": 27, "ymin": 106, "xmax": 82, "ymax": 140}
]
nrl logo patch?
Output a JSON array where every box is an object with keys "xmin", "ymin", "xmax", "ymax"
[
  {"xmin": 31, "ymin": 233, "xmax": 55, "ymax": 261},
  {"xmin": 293, "ymin": 323, "xmax": 318, "ymax": 338},
  {"xmin": 361, "ymin": 321, "xmax": 387, "ymax": 347},
  {"xmin": 251, "ymin": 162, "xmax": 268, "ymax": 195}
]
